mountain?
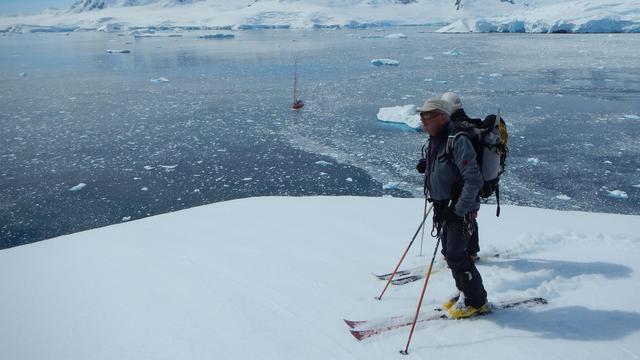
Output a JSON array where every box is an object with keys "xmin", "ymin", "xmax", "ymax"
[
  {"xmin": 0, "ymin": 0, "xmax": 638, "ymax": 33},
  {"xmin": 67, "ymin": 0, "xmax": 204, "ymax": 13}
]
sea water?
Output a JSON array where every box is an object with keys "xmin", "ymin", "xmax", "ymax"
[{"xmin": 1, "ymin": 29, "xmax": 638, "ymax": 248}]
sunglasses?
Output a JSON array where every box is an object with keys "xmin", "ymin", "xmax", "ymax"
[{"xmin": 419, "ymin": 112, "xmax": 439, "ymax": 122}]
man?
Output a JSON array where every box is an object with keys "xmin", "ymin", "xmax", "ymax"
[
  {"xmin": 416, "ymin": 96, "xmax": 488, "ymax": 319},
  {"xmin": 439, "ymin": 92, "xmax": 481, "ymax": 258}
]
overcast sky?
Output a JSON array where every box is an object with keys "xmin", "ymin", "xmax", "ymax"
[{"xmin": 0, "ymin": 0, "xmax": 75, "ymax": 15}]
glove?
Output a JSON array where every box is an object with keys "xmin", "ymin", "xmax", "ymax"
[{"xmin": 416, "ymin": 159, "xmax": 426, "ymax": 174}]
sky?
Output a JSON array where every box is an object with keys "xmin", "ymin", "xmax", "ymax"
[{"xmin": 0, "ymin": 0, "xmax": 74, "ymax": 15}]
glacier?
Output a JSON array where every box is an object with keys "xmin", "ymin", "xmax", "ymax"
[{"xmin": 0, "ymin": 0, "xmax": 638, "ymax": 34}]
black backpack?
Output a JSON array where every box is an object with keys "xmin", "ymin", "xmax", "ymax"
[{"xmin": 443, "ymin": 112, "xmax": 509, "ymax": 216}]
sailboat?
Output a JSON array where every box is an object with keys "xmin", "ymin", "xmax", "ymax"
[{"xmin": 292, "ymin": 60, "xmax": 304, "ymax": 110}]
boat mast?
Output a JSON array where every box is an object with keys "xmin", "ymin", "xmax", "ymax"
[{"xmin": 293, "ymin": 59, "xmax": 298, "ymax": 103}]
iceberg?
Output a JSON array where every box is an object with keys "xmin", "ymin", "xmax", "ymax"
[
  {"xmin": 442, "ymin": 48, "xmax": 462, "ymax": 56},
  {"xmin": 371, "ymin": 58, "xmax": 399, "ymax": 66},
  {"xmin": 150, "ymin": 77, "xmax": 169, "ymax": 83},
  {"xmin": 385, "ymin": 33, "xmax": 407, "ymax": 39},
  {"xmin": 376, "ymin": 105, "xmax": 421, "ymax": 131},
  {"xmin": 69, "ymin": 183, "xmax": 87, "ymax": 192},
  {"xmin": 199, "ymin": 33, "xmax": 235, "ymax": 39},
  {"xmin": 382, "ymin": 182, "xmax": 399, "ymax": 190},
  {"xmin": 607, "ymin": 190, "xmax": 628, "ymax": 199}
]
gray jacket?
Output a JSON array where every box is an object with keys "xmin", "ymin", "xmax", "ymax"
[{"xmin": 424, "ymin": 123, "xmax": 482, "ymax": 217}]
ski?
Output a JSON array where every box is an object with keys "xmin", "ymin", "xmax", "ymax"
[
  {"xmin": 373, "ymin": 268, "xmax": 418, "ymax": 280},
  {"xmin": 374, "ymin": 254, "xmax": 502, "ymax": 284},
  {"xmin": 345, "ymin": 297, "xmax": 547, "ymax": 341},
  {"xmin": 391, "ymin": 275, "xmax": 424, "ymax": 285}
]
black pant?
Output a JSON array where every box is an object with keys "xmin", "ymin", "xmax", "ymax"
[{"xmin": 441, "ymin": 216, "xmax": 487, "ymax": 308}]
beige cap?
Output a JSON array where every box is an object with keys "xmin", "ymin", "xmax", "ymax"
[
  {"xmin": 441, "ymin": 91, "xmax": 462, "ymax": 111},
  {"xmin": 417, "ymin": 97, "xmax": 452, "ymax": 115}
]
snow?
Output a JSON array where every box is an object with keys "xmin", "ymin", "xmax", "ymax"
[
  {"xmin": 376, "ymin": 104, "xmax": 421, "ymax": 131},
  {"xmin": 371, "ymin": 58, "xmax": 399, "ymax": 66},
  {"xmin": 2, "ymin": 0, "xmax": 635, "ymax": 33},
  {"xmin": 438, "ymin": 0, "xmax": 640, "ymax": 33},
  {"xmin": 1, "ymin": 196, "xmax": 639, "ymax": 359},
  {"xmin": 607, "ymin": 190, "xmax": 628, "ymax": 199}
]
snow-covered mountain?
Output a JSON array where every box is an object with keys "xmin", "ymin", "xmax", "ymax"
[
  {"xmin": 68, "ymin": 0, "xmax": 204, "ymax": 13},
  {"xmin": 0, "ymin": 0, "xmax": 638, "ymax": 33},
  {"xmin": 1, "ymin": 196, "xmax": 639, "ymax": 359}
]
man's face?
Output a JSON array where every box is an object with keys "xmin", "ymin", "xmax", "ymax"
[{"xmin": 420, "ymin": 111, "xmax": 447, "ymax": 136}]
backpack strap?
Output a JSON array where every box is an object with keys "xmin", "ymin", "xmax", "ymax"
[
  {"xmin": 439, "ymin": 131, "xmax": 469, "ymax": 163},
  {"xmin": 495, "ymin": 184, "xmax": 501, "ymax": 217}
]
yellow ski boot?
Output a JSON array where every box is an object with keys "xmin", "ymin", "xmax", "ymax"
[{"xmin": 448, "ymin": 300, "xmax": 490, "ymax": 319}]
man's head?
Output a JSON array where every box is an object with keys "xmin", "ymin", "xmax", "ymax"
[
  {"xmin": 417, "ymin": 97, "xmax": 451, "ymax": 136},
  {"xmin": 441, "ymin": 91, "xmax": 463, "ymax": 112}
]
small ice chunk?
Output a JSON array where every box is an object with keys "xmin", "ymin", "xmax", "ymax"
[
  {"xmin": 159, "ymin": 165, "xmax": 177, "ymax": 170},
  {"xmin": 143, "ymin": 165, "xmax": 155, "ymax": 170},
  {"xmin": 423, "ymin": 56, "xmax": 434, "ymax": 60},
  {"xmin": 150, "ymin": 77, "xmax": 169, "ymax": 84},
  {"xmin": 604, "ymin": 160, "xmax": 612, "ymax": 165},
  {"xmin": 346, "ymin": 177, "xmax": 353, "ymax": 182},
  {"xmin": 19, "ymin": 72, "xmax": 27, "ymax": 77},
  {"xmin": 385, "ymin": 33, "xmax": 407, "ymax": 39},
  {"xmin": 371, "ymin": 58, "xmax": 399, "ymax": 66},
  {"xmin": 69, "ymin": 183, "xmax": 87, "ymax": 192},
  {"xmin": 360, "ymin": 34, "xmax": 383, "ymax": 39},
  {"xmin": 527, "ymin": 158, "xmax": 539, "ymax": 165},
  {"xmin": 556, "ymin": 194, "xmax": 571, "ymax": 200},
  {"xmin": 489, "ymin": 73, "xmax": 503, "ymax": 77},
  {"xmin": 106, "ymin": 49, "xmax": 130, "ymax": 54},
  {"xmin": 242, "ymin": 177, "xmax": 252, "ymax": 181},
  {"xmin": 607, "ymin": 190, "xmax": 628, "ymax": 199},
  {"xmin": 122, "ymin": 216, "xmax": 131, "ymax": 221},
  {"xmin": 141, "ymin": 187, "xmax": 149, "ymax": 191},
  {"xmin": 622, "ymin": 114, "xmax": 640, "ymax": 120},
  {"xmin": 377, "ymin": 104, "xmax": 421, "ymax": 130},
  {"xmin": 443, "ymin": 48, "xmax": 462, "ymax": 56},
  {"xmin": 199, "ymin": 33, "xmax": 235, "ymax": 39},
  {"xmin": 383, "ymin": 182, "xmax": 399, "ymax": 190},
  {"xmin": 632, "ymin": 184, "xmax": 640, "ymax": 188},
  {"xmin": 315, "ymin": 161, "xmax": 333, "ymax": 166}
]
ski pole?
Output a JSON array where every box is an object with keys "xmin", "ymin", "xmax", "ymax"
[
  {"xmin": 376, "ymin": 203, "xmax": 433, "ymax": 301},
  {"xmin": 418, "ymin": 197, "xmax": 428, "ymax": 256},
  {"xmin": 400, "ymin": 236, "xmax": 441, "ymax": 355}
]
